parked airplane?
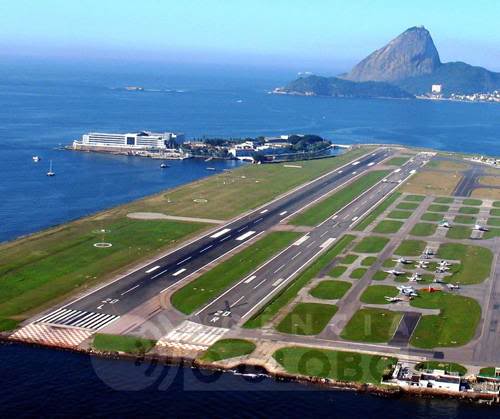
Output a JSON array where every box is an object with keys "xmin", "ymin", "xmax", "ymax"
[
  {"xmin": 397, "ymin": 285, "xmax": 418, "ymax": 297},
  {"xmin": 433, "ymin": 278, "xmax": 445, "ymax": 284},
  {"xmin": 408, "ymin": 272, "xmax": 422, "ymax": 282},
  {"xmin": 385, "ymin": 296, "xmax": 403, "ymax": 303},
  {"xmin": 439, "ymin": 260, "xmax": 451, "ymax": 267},
  {"xmin": 439, "ymin": 220, "xmax": 451, "ymax": 228},
  {"xmin": 385, "ymin": 269, "xmax": 405, "ymax": 276},
  {"xmin": 393, "ymin": 257, "xmax": 413, "ymax": 264},
  {"xmin": 447, "ymin": 283, "xmax": 460, "ymax": 290},
  {"xmin": 474, "ymin": 224, "xmax": 489, "ymax": 232},
  {"xmin": 416, "ymin": 260, "xmax": 429, "ymax": 268},
  {"xmin": 436, "ymin": 266, "xmax": 450, "ymax": 273}
]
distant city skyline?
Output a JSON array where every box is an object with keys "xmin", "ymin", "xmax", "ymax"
[{"xmin": 0, "ymin": 0, "xmax": 499, "ymax": 72}]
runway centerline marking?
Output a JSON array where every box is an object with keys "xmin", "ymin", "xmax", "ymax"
[
  {"xmin": 253, "ymin": 279, "xmax": 267, "ymax": 289},
  {"xmin": 253, "ymin": 217, "xmax": 264, "ymax": 224},
  {"xmin": 232, "ymin": 296, "xmax": 245, "ymax": 306},
  {"xmin": 151, "ymin": 269, "xmax": 169, "ymax": 279},
  {"xmin": 145, "ymin": 265, "xmax": 160, "ymax": 273},
  {"xmin": 199, "ymin": 245, "xmax": 213, "ymax": 253},
  {"xmin": 274, "ymin": 264, "xmax": 286, "ymax": 274},
  {"xmin": 219, "ymin": 235, "xmax": 231, "ymax": 242},
  {"xmin": 291, "ymin": 251, "xmax": 302, "ymax": 260},
  {"xmin": 121, "ymin": 284, "xmax": 140, "ymax": 296},
  {"xmin": 177, "ymin": 256, "xmax": 192, "ymax": 265}
]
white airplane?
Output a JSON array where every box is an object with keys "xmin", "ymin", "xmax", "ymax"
[
  {"xmin": 416, "ymin": 260, "xmax": 429, "ymax": 268},
  {"xmin": 385, "ymin": 296, "xmax": 403, "ymax": 303},
  {"xmin": 436, "ymin": 266, "xmax": 450, "ymax": 273},
  {"xmin": 385, "ymin": 269, "xmax": 405, "ymax": 276},
  {"xmin": 397, "ymin": 285, "xmax": 418, "ymax": 297},
  {"xmin": 447, "ymin": 283, "xmax": 460, "ymax": 290},
  {"xmin": 439, "ymin": 260, "xmax": 452, "ymax": 267},
  {"xmin": 393, "ymin": 257, "xmax": 413, "ymax": 265},
  {"xmin": 474, "ymin": 224, "xmax": 489, "ymax": 232},
  {"xmin": 433, "ymin": 278, "xmax": 445, "ymax": 284},
  {"xmin": 439, "ymin": 220, "xmax": 451, "ymax": 228},
  {"xmin": 424, "ymin": 248, "xmax": 435, "ymax": 256},
  {"xmin": 408, "ymin": 272, "xmax": 422, "ymax": 282}
]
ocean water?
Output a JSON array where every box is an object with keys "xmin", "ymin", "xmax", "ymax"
[{"xmin": 1, "ymin": 59, "xmax": 500, "ymax": 416}]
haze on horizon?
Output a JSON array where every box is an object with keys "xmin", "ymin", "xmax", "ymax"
[{"xmin": 1, "ymin": 0, "xmax": 499, "ymax": 73}]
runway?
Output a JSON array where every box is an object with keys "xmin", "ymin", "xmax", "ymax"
[
  {"xmin": 192, "ymin": 154, "xmax": 430, "ymax": 327},
  {"xmin": 36, "ymin": 148, "xmax": 392, "ymax": 324}
]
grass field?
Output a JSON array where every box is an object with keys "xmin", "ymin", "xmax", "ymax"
[
  {"xmin": 276, "ymin": 303, "xmax": 337, "ymax": 335},
  {"xmin": 372, "ymin": 271, "xmax": 389, "ymax": 281},
  {"xmin": 421, "ymin": 212, "xmax": 445, "ymax": 222},
  {"xmin": 361, "ymin": 256, "xmax": 377, "ymax": 266},
  {"xmin": 93, "ymin": 334, "xmax": 157, "ymax": 354},
  {"xmin": 400, "ymin": 170, "xmax": 461, "ymax": 196},
  {"xmin": 446, "ymin": 225, "xmax": 471, "ymax": 240},
  {"xmin": 329, "ymin": 265, "xmax": 348, "ymax": 278},
  {"xmin": 309, "ymin": 280, "xmax": 351, "ymax": 300},
  {"xmin": 353, "ymin": 192, "xmax": 401, "ymax": 231},
  {"xmin": 483, "ymin": 228, "xmax": 500, "ymax": 239},
  {"xmin": 410, "ymin": 291, "xmax": 481, "ymax": 348},
  {"xmin": 428, "ymin": 204, "xmax": 449, "ymax": 213},
  {"xmin": 434, "ymin": 197, "xmax": 454, "ymax": 204},
  {"xmin": 350, "ymin": 268, "xmax": 367, "ymax": 279},
  {"xmin": 404, "ymin": 194, "xmax": 425, "ymax": 202},
  {"xmin": 425, "ymin": 160, "xmax": 469, "ymax": 171},
  {"xmin": 341, "ymin": 308, "xmax": 402, "ymax": 343},
  {"xmin": 0, "ymin": 219, "xmax": 206, "ymax": 330},
  {"xmin": 291, "ymin": 170, "xmax": 389, "ymax": 226},
  {"xmin": 410, "ymin": 223, "xmax": 437, "ymax": 237},
  {"xmin": 360, "ymin": 285, "xmax": 399, "ymax": 305},
  {"xmin": 437, "ymin": 243, "xmax": 492, "ymax": 284},
  {"xmin": 353, "ymin": 236, "xmax": 389, "ymax": 253},
  {"xmin": 387, "ymin": 210, "xmax": 413, "ymax": 219},
  {"xmin": 478, "ymin": 176, "xmax": 500, "ymax": 187},
  {"xmin": 491, "ymin": 208, "xmax": 500, "ymax": 217},
  {"xmin": 394, "ymin": 240, "xmax": 426, "ymax": 256},
  {"xmin": 273, "ymin": 346, "xmax": 397, "ymax": 384},
  {"xmin": 494, "ymin": 202, "xmax": 500, "ymax": 208},
  {"xmin": 463, "ymin": 198, "xmax": 482, "ymax": 206},
  {"xmin": 244, "ymin": 235, "xmax": 355, "ymax": 328},
  {"xmin": 373, "ymin": 220, "xmax": 403, "ymax": 234},
  {"xmin": 199, "ymin": 339, "xmax": 256, "ymax": 362},
  {"xmin": 415, "ymin": 361, "xmax": 467, "ymax": 375},
  {"xmin": 386, "ymin": 156, "xmax": 411, "ymax": 166},
  {"xmin": 396, "ymin": 202, "xmax": 419, "ymax": 210},
  {"xmin": 128, "ymin": 147, "xmax": 375, "ymax": 221},
  {"xmin": 171, "ymin": 231, "xmax": 300, "ymax": 314},
  {"xmin": 340, "ymin": 254, "xmax": 358, "ymax": 264},
  {"xmin": 479, "ymin": 367, "xmax": 498, "ymax": 378},
  {"xmin": 472, "ymin": 188, "xmax": 500, "ymax": 200},
  {"xmin": 454, "ymin": 215, "xmax": 476, "ymax": 224},
  {"xmin": 459, "ymin": 206, "xmax": 480, "ymax": 215},
  {"xmin": 488, "ymin": 217, "xmax": 500, "ymax": 227}
]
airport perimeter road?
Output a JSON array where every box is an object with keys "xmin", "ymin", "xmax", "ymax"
[
  {"xmin": 36, "ymin": 148, "xmax": 393, "ymax": 324},
  {"xmin": 193, "ymin": 154, "xmax": 430, "ymax": 328}
]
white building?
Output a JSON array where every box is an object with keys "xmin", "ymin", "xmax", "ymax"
[{"xmin": 75, "ymin": 131, "xmax": 184, "ymax": 150}]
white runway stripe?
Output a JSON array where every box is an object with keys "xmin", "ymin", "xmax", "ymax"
[
  {"xmin": 210, "ymin": 228, "xmax": 231, "ymax": 238},
  {"xmin": 236, "ymin": 230, "xmax": 256, "ymax": 241},
  {"xmin": 36, "ymin": 308, "xmax": 119, "ymax": 331},
  {"xmin": 145, "ymin": 265, "xmax": 160, "ymax": 273}
]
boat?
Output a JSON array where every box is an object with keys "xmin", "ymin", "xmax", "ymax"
[
  {"xmin": 46, "ymin": 160, "xmax": 55, "ymax": 177},
  {"xmin": 32, "ymin": 156, "xmax": 40, "ymax": 162},
  {"xmin": 206, "ymin": 167, "xmax": 216, "ymax": 171},
  {"xmin": 160, "ymin": 162, "xmax": 169, "ymax": 168}
]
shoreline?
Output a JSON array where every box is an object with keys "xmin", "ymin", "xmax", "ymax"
[{"xmin": 3, "ymin": 335, "xmax": 498, "ymax": 405}]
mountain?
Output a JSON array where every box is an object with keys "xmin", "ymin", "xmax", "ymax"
[
  {"xmin": 278, "ymin": 26, "xmax": 500, "ymax": 98},
  {"xmin": 342, "ymin": 26, "xmax": 441, "ymax": 83},
  {"xmin": 279, "ymin": 75, "xmax": 413, "ymax": 99}
]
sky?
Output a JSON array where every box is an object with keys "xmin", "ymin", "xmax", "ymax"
[{"xmin": 0, "ymin": 0, "xmax": 499, "ymax": 72}]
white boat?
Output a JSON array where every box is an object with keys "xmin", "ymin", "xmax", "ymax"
[
  {"xmin": 46, "ymin": 160, "xmax": 55, "ymax": 177},
  {"xmin": 160, "ymin": 162, "xmax": 169, "ymax": 168},
  {"xmin": 32, "ymin": 156, "xmax": 40, "ymax": 162}
]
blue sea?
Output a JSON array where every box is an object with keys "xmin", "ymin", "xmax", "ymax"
[{"xmin": 1, "ymin": 58, "xmax": 500, "ymax": 417}]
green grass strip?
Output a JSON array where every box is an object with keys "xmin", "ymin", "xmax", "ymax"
[
  {"xmin": 273, "ymin": 346, "xmax": 397, "ymax": 384},
  {"xmin": 291, "ymin": 171, "xmax": 389, "ymax": 226},
  {"xmin": 199, "ymin": 339, "xmax": 256, "ymax": 362},
  {"xmin": 171, "ymin": 231, "xmax": 301, "ymax": 314},
  {"xmin": 243, "ymin": 235, "xmax": 355, "ymax": 328},
  {"xmin": 276, "ymin": 302, "xmax": 338, "ymax": 335},
  {"xmin": 415, "ymin": 361, "xmax": 467, "ymax": 376},
  {"xmin": 93, "ymin": 333, "xmax": 157, "ymax": 354}
]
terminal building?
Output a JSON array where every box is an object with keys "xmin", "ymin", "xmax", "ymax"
[{"xmin": 74, "ymin": 131, "xmax": 185, "ymax": 151}]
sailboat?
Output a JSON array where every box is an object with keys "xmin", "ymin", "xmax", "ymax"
[{"xmin": 46, "ymin": 160, "xmax": 55, "ymax": 177}]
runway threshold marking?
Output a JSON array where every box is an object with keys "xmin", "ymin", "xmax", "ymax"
[
  {"xmin": 173, "ymin": 268, "xmax": 187, "ymax": 277},
  {"xmin": 236, "ymin": 230, "xmax": 256, "ymax": 241},
  {"xmin": 210, "ymin": 228, "xmax": 231, "ymax": 238},
  {"xmin": 145, "ymin": 265, "xmax": 160, "ymax": 273}
]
